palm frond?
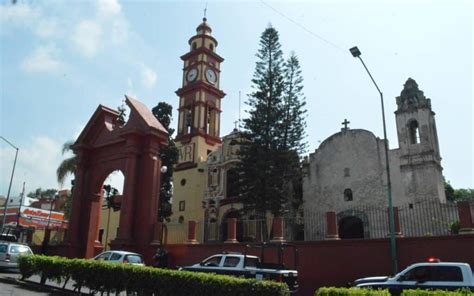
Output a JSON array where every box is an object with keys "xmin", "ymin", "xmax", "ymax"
[{"xmin": 57, "ymin": 156, "xmax": 77, "ymax": 185}]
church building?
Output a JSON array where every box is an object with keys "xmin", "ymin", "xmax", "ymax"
[
  {"xmin": 167, "ymin": 17, "xmax": 242, "ymax": 243},
  {"xmin": 303, "ymin": 78, "xmax": 447, "ymax": 240}
]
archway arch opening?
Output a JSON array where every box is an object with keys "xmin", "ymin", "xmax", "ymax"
[
  {"xmin": 338, "ymin": 216, "xmax": 364, "ymax": 239},
  {"xmin": 98, "ymin": 170, "xmax": 125, "ymax": 250}
]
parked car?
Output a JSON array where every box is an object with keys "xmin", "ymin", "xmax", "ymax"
[
  {"xmin": 0, "ymin": 242, "xmax": 33, "ymax": 269},
  {"xmin": 353, "ymin": 258, "xmax": 474, "ymax": 295},
  {"xmin": 93, "ymin": 250, "xmax": 144, "ymax": 266},
  {"xmin": 180, "ymin": 243, "xmax": 299, "ymax": 293}
]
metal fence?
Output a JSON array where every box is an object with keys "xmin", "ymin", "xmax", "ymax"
[{"xmin": 304, "ymin": 199, "xmax": 470, "ymax": 241}]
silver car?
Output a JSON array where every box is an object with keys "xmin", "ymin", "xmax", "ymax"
[
  {"xmin": 0, "ymin": 242, "xmax": 33, "ymax": 269},
  {"xmin": 93, "ymin": 250, "xmax": 144, "ymax": 266}
]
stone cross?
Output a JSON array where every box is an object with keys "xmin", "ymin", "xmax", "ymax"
[{"xmin": 342, "ymin": 119, "xmax": 350, "ymax": 130}]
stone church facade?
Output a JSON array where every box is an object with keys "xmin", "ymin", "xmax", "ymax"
[{"xmin": 303, "ymin": 78, "xmax": 448, "ymax": 240}]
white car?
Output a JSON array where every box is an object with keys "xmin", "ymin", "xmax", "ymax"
[
  {"xmin": 0, "ymin": 242, "xmax": 33, "ymax": 269},
  {"xmin": 93, "ymin": 250, "xmax": 144, "ymax": 266}
]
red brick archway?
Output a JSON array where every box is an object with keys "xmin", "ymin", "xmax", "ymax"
[{"xmin": 64, "ymin": 96, "xmax": 168, "ymax": 258}]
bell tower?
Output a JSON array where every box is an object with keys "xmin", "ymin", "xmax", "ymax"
[
  {"xmin": 395, "ymin": 78, "xmax": 446, "ymax": 202},
  {"xmin": 175, "ymin": 17, "xmax": 225, "ymax": 168},
  {"xmin": 170, "ymin": 18, "xmax": 225, "ymax": 231}
]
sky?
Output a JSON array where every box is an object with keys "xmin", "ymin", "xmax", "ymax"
[{"xmin": 0, "ymin": 0, "xmax": 473, "ymax": 202}]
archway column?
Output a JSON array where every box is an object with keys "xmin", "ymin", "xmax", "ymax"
[{"xmin": 113, "ymin": 137, "xmax": 140, "ymax": 246}]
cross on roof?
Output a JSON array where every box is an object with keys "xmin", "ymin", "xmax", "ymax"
[
  {"xmin": 204, "ymin": 3, "xmax": 207, "ymax": 18},
  {"xmin": 342, "ymin": 119, "xmax": 350, "ymax": 130},
  {"xmin": 233, "ymin": 120, "xmax": 239, "ymax": 130}
]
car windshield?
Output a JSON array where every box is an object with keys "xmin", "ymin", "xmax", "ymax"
[{"xmin": 10, "ymin": 245, "xmax": 31, "ymax": 254}]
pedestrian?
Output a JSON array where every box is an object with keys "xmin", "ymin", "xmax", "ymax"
[{"xmin": 153, "ymin": 247, "xmax": 168, "ymax": 268}]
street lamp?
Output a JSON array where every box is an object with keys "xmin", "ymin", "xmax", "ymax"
[
  {"xmin": 350, "ymin": 46, "xmax": 398, "ymax": 275},
  {"xmin": 1, "ymin": 136, "xmax": 19, "ymax": 233}
]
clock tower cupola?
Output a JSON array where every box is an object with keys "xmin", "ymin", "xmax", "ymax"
[{"xmin": 175, "ymin": 17, "xmax": 225, "ymax": 160}]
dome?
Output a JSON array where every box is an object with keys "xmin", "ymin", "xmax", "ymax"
[{"xmin": 196, "ymin": 17, "xmax": 212, "ymax": 35}]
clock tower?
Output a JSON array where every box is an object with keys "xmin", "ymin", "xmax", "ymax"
[{"xmin": 170, "ymin": 18, "xmax": 225, "ymax": 233}]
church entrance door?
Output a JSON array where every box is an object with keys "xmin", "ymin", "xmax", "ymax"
[{"xmin": 338, "ymin": 216, "xmax": 364, "ymax": 239}]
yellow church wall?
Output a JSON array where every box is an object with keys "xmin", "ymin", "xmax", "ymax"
[{"xmin": 99, "ymin": 208, "xmax": 121, "ymax": 250}]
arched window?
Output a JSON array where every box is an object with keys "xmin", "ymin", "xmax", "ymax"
[
  {"xmin": 192, "ymin": 42, "xmax": 197, "ymax": 50},
  {"xmin": 408, "ymin": 120, "xmax": 420, "ymax": 144},
  {"xmin": 344, "ymin": 188, "xmax": 353, "ymax": 201},
  {"xmin": 209, "ymin": 43, "xmax": 214, "ymax": 51}
]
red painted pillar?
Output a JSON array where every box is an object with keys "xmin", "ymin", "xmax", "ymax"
[
  {"xmin": 187, "ymin": 220, "xmax": 198, "ymax": 244},
  {"xmin": 225, "ymin": 218, "xmax": 238, "ymax": 243},
  {"xmin": 325, "ymin": 211, "xmax": 339, "ymax": 240},
  {"xmin": 116, "ymin": 137, "xmax": 139, "ymax": 244},
  {"xmin": 388, "ymin": 207, "xmax": 403, "ymax": 237},
  {"xmin": 457, "ymin": 201, "xmax": 474, "ymax": 234},
  {"xmin": 271, "ymin": 217, "xmax": 285, "ymax": 242}
]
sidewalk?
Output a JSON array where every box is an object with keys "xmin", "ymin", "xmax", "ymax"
[{"xmin": 0, "ymin": 272, "xmax": 89, "ymax": 295}]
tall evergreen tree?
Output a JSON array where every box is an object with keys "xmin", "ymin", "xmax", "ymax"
[
  {"xmin": 239, "ymin": 27, "xmax": 308, "ymax": 241},
  {"xmin": 152, "ymin": 102, "xmax": 179, "ymax": 221},
  {"xmin": 281, "ymin": 53, "xmax": 307, "ymax": 239},
  {"xmin": 239, "ymin": 26, "xmax": 287, "ymax": 240},
  {"xmin": 282, "ymin": 52, "xmax": 307, "ymax": 155}
]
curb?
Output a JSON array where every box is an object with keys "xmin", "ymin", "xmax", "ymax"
[{"xmin": 0, "ymin": 275, "xmax": 87, "ymax": 295}]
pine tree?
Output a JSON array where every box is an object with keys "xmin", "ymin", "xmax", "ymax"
[
  {"xmin": 282, "ymin": 52, "xmax": 307, "ymax": 155},
  {"xmin": 280, "ymin": 53, "xmax": 308, "ymax": 239},
  {"xmin": 239, "ymin": 26, "xmax": 287, "ymax": 240},
  {"xmin": 239, "ymin": 27, "xmax": 308, "ymax": 241},
  {"xmin": 152, "ymin": 102, "xmax": 179, "ymax": 221}
]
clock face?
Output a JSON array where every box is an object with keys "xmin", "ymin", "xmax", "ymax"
[
  {"xmin": 205, "ymin": 68, "xmax": 217, "ymax": 84},
  {"xmin": 186, "ymin": 68, "xmax": 198, "ymax": 82}
]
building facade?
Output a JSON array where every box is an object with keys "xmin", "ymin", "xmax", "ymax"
[{"xmin": 303, "ymin": 78, "xmax": 448, "ymax": 240}]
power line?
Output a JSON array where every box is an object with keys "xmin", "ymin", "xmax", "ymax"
[{"xmin": 260, "ymin": 0, "xmax": 347, "ymax": 54}]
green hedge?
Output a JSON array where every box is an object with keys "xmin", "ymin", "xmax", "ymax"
[
  {"xmin": 18, "ymin": 255, "xmax": 289, "ymax": 296},
  {"xmin": 401, "ymin": 288, "xmax": 474, "ymax": 296},
  {"xmin": 315, "ymin": 287, "xmax": 390, "ymax": 295},
  {"xmin": 314, "ymin": 287, "xmax": 474, "ymax": 296}
]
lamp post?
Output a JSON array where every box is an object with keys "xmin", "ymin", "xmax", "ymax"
[
  {"xmin": 1, "ymin": 136, "xmax": 19, "ymax": 233},
  {"xmin": 349, "ymin": 46, "xmax": 398, "ymax": 275}
]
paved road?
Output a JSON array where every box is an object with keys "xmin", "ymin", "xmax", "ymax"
[
  {"xmin": 0, "ymin": 270, "xmax": 55, "ymax": 296},
  {"xmin": 0, "ymin": 269, "xmax": 80, "ymax": 295}
]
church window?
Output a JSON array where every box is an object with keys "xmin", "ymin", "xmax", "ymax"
[
  {"xmin": 192, "ymin": 42, "xmax": 197, "ymax": 50},
  {"xmin": 226, "ymin": 168, "xmax": 239, "ymax": 198},
  {"xmin": 344, "ymin": 168, "xmax": 350, "ymax": 177},
  {"xmin": 179, "ymin": 201, "xmax": 185, "ymax": 212},
  {"xmin": 209, "ymin": 43, "xmax": 214, "ymax": 51},
  {"xmin": 408, "ymin": 120, "xmax": 420, "ymax": 144},
  {"xmin": 180, "ymin": 178, "xmax": 186, "ymax": 186},
  {"xmin": 344, "ymin": 189, "xmax": 353, "ymax": 201},
  {"xmin": 178, "ymin": 216, "xmax": 184, "ymax": 223}
]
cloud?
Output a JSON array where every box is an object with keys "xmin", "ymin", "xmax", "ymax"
[
  {"xmin": 111, "ymin": 19, "xmax": 129, "ymax": 44},
  {"xmin": 0, "ymin": 136, "xmax": 65, "ymax": 197},
  {"xmin": 72, "ymin": 20, "xmax": 102, "ymax": 58},
  {"xmin": 141, "ymin": 65, "xmax": 157, "ymax": 89},
  {"xmin": 97, "ymin": 0, "xmax": 121, "ymax": 18},
  {"xmin": 0, "ymin": 2, "xmax": 39, "ymax": 26},
  {"xmin": 35, "ymin": 18, "xmax": 59, "ymax": 38},
  {"xmin": 21, "ymin": 43, "xmax": 64, "ymax": 74}
]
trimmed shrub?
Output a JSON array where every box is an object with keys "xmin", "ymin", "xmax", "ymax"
[
  {"xmin": 315, "ymin": 287, "xmax": 390, "ymax": 295},
  {"xmin": 18, "ymin": 255, "xmax": 289, "ymax": 296},
  {"xmin": 401, "ymin": 288, "xmax": 474, "ymax": 296}
]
